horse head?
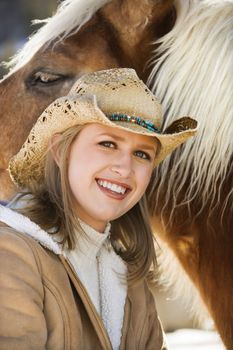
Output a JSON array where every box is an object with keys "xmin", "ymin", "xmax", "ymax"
[{"xmin": 0, "ymin": 0, "xmax": 174, "ymax": 200}]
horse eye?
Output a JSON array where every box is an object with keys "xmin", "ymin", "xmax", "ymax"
[{"xmin": 29, "ymin": 71, "xmax": 65, "ymax": 86}]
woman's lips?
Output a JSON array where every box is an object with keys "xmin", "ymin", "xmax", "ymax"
[{"xmin": 96, "ymin": 178, "xmax": 132, "ymax": 200}]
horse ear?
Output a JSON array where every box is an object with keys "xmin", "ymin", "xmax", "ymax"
[{"xmin": 101, "ymin": 0, "xmax": 174, "ymax": 47}]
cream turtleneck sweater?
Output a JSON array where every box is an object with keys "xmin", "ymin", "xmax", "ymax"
[{"xmin": 64, "ymin": 221, "xmax": 127, "ymax": 350}]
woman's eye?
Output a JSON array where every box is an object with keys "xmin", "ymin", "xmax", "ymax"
[
  {"xmin": 99, "ymin": 141, "xmax": 116, "ymax": 149},
  {"xmin": 134, "ymin": 150, "xmax": 151, "ymax": 160}
]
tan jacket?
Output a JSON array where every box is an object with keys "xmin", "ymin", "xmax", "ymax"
[{"xmin": 0, "ymin": 225, "xmax": 167, "ymax": 350}]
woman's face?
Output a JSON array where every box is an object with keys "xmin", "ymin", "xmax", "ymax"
[{"xmin": 67, "ymin": 123, "xmax": 157, "ymax": 232}]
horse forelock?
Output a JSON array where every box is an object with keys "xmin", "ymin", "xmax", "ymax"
[
  {"xmin": 148, "ymin": 0, "xmax": 233, "ymax": 220},
  {"xmin": 4, "ymin": 0, "xmax": 111, "ymax": 78}
]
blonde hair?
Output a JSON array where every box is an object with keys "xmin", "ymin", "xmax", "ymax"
[{"xmin": 13, "ymin": 124, "xmax": 157, "ymax": 283}]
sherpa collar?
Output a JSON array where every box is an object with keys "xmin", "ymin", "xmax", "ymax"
[{"xmin": 0, "ymin": 204, "xmax": 61, "ymax": 255}]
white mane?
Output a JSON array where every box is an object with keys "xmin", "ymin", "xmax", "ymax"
[
  {"xmin": 5, "ymin": 0, "xmax": 111, "ymax": 77},
  {"xmin": 148, "ymin": 0, "xmax": 233, "ymax": 220},
  {"xmin": 156, "ymin": 237, "xmax": 211, "ymax": 327}
]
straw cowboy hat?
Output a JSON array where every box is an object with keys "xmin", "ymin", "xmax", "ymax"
[{"xmin": 8, "ymin": 68, "xmax": 198, "ymax": 190}]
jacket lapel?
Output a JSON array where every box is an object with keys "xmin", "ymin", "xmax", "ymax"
[{"xmin": 59, "ymin": 255, "xmax": 113, "ymax": 350}]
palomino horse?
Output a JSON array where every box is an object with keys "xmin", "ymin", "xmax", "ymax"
[{"xmin": 0, "ymin": 0, "xmax": 232, "ymax": 348}]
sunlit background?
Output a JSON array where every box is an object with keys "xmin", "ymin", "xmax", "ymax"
[{"xmin": 0, "ymin": 0, "xmax": 57, "ymax": 78}]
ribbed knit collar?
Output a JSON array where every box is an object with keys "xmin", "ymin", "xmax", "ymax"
[{"xmin": 68, "ymin": 219, "xmax": 111, "ymax": 261}]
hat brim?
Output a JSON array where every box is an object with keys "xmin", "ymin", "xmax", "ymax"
[{"xmin": 8, "ymin": 95, "xmax": 198, "ymax": 189}]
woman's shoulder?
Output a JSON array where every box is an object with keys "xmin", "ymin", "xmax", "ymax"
[
  {"xmin": 0, "ymin": 222, "xmax": 44, "ymax": 269},
  {"xmin": 0, "ymin": 221, "xmax": 65, "ymax": 286},
  {"xmin": 0, "ymin": 221, "xmax": 39, "ymax": 248},
  {"xmin": 0, "ymin": 204, "xmax": 62, "ymax": 255},
  {"xmin": 0, "ymin": 221, "xmax": 32, "ymax": 244}
]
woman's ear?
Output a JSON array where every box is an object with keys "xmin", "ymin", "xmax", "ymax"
[{"xmin": 49, "ymin": 133, "xmax": 62, "ymax": 167}]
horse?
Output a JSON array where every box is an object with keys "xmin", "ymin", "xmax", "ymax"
[{"xmin": 0, "ymin": 0, "xmax": 232, "ymax": 348}]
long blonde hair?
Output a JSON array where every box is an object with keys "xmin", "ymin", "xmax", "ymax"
[{"xmin": 13, "ymin": 124, "xmax": 157, "ymax": 283}]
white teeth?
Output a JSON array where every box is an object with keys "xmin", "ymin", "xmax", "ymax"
[{"xmin": 97, "ymin": 180, "xmax": 127, "ymax": 194}]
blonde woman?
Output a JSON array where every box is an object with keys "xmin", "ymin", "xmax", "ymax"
[{"xmin": 0, "ymin": 68, "xmax": 197, "ymax": 350}]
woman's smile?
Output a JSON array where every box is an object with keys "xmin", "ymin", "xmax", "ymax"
[{"xmin": 96, "ymin": 178, "xmax": 132, "ymax": 200}]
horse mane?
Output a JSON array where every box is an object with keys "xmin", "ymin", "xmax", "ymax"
[
  {"xmin": 4, "ymin": 0, "xmax": 111, "ymax": 77},
  {"xmin": 148, "ymin": 0, "xmax": 233, "ymax": 222},
  {"xmin": 155, "ymin": 236, "xmax": 210, "ymax": 327}
]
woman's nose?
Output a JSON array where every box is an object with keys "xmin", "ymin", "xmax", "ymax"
[{"xmin": 110, "ymin": 153, "xmax": 133, "ymax": 178}]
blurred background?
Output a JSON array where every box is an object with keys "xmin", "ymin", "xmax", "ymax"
[
  {"xmin": 0, "ymin": 0, "xmax": 57, "ymax": 78},
  {"xmin": 0, "ymin": 1, "xmax": 225, "ymax": 348}
]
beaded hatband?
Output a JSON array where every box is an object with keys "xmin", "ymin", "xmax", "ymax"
[{"xmin": 108, "ymin": 113, "xmax": 160, "ymax": 133}]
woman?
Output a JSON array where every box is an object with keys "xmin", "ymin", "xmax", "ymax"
[{"xmin": 0, "ymin": 68, "xmax": 197, "ymax": 349}]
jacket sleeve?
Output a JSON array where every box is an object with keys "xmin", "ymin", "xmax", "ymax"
[
  {"xmin": 0, "ymin": 228, "xmax": 47, "ymax": 350},
  {"xmin": 145, "ymin": 284, "xmax": 169, "ymax": 350}
]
